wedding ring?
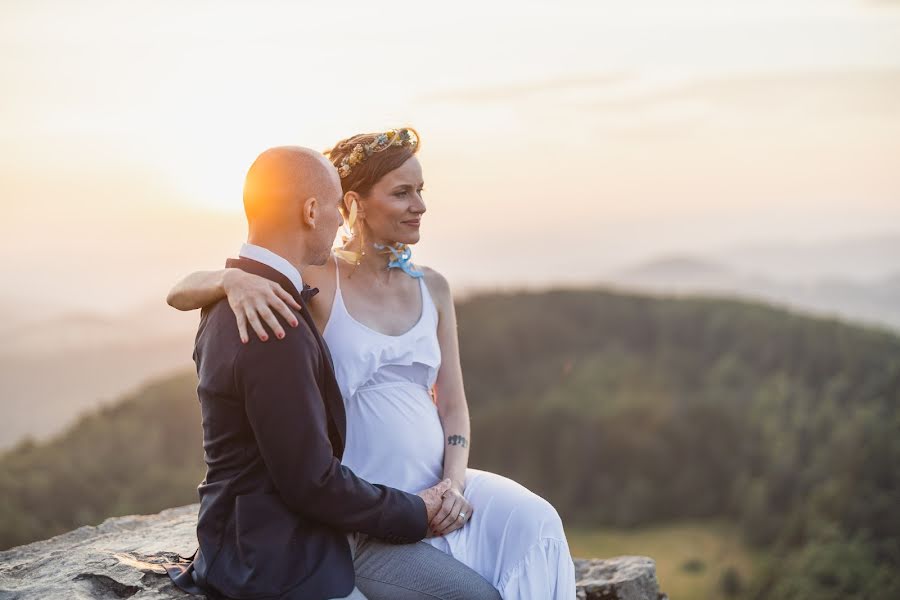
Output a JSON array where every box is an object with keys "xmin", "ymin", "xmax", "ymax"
[{"xmin": 457, "ymin": 511, "xmax": 466, "ymax": 520}]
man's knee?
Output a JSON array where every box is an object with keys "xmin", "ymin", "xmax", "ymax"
[
  {"xmin": 440, "ymin": 560, "xmax": 501, "ymax": 600},
  {"xmin": 466, "ymin": 578, "xmax": 502, "ymax": 600},
  {"xmin": 353, "ymin": 538, "xmax": 500, "ymax": 600}
]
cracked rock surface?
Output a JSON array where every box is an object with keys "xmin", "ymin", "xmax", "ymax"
[{"xmin": 0, "ymin": 504, "xmax": 665, "ymax": 599}]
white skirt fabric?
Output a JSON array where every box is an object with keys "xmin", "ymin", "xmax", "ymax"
[
  {"xmin": 424, "ymin": 468, "xmax": 576, "ymax": 600},
  {"xmin": 340, "ymin": 382, "xmax": 576, "ymax": 600}
]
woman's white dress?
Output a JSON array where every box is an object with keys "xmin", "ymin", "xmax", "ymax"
[{"xmin": 322, "ymin": 258, "xmax": 576, "ymax": 599}]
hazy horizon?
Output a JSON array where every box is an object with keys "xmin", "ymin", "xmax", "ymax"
[{"xmin": 2, "ymin": 0, "xmax": 899, "ymax": 316}]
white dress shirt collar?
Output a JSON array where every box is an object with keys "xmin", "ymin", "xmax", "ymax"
[{"xmin": 238, "ymin": 243, "xmax": 304, "ymax": 296}]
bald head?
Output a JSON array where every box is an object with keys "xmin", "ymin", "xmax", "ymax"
[
  {"xmin": 241, "ymin": 145, "xmax": 344, "ymax": 269},
  {"xmin": 243, "ymin": 146, "xmax": 340, "ymax": 225}
]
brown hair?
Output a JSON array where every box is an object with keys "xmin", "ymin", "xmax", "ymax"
[{"xmin": 323, "ymin": 128, "xmax": 421, "ymax": 210}]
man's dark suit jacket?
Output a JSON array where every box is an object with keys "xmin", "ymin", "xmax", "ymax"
[{"xmin": 165, "ymin": 257, "xmax": 429, "ymax": 600}]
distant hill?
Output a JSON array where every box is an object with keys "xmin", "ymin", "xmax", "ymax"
[
  {"xmin": 610, "ymin": 255, "xmax": 747, "ymax": 290},
  {"xmin": 719, "ymin": 231, "xmax": 900, "ymax": 282},
  {"xmin": 2, "ymin": 287, "xmax": 898, "ymax": 598},
  {"xmin": 0, "ymin": 337, "xmax": 194, "ymax": 450},
  {"xmin": 0, "ymin": 301, "xmax": 197, "ymax": 357},
  {"xmin": 619, "ymin": 255, "xmax": 734, "ymax": 279},
  {"xmin": 0, "ymin": 298, "xmax": 64, "ymax": 333},
  {"xmin": 605, "ymin": 255, "xmax": 900, "ymax": 332},
  {"xmin": 0, "ymin": 304, "xmax": 197, "ymax": 449}
]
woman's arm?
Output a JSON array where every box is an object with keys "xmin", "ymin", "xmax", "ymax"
[
  {"xmin": 167, "ymin": 269, "xmax": 232, "ymax": 311},
  {"xmin": 424, "ymin": 267, "xmax": 474, "ymax": 536},
  {"xmin": 167, "ymin": 268, "xmax": 301, "ymax": 343}
]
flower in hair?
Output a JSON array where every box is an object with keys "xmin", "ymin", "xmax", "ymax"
[
  {"xmin": 349, "ymin": 144, "xmax": 365, "ymax": 166},
  {"xmin": 336, "ymin": 128, "xmax": 418, "ymax": 179}
]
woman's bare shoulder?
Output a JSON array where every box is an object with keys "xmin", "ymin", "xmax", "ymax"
[{"xmin": 418, "ymin": 265, "xmax": 452, "ymax": 305}]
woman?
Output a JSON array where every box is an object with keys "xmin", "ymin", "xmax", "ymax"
[{"xmin": 167, "ymin": 128, "xmax": 576, "ymax": 599}]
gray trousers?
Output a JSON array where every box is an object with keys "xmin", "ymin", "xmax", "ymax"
[{"xmin": 330, "ymin": 533, "xmax": 500, "ymax": 600}]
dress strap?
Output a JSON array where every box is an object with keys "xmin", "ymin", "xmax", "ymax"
[{"xmin": 418, "ymin": 272, "xmax": 439, "ymax": 321}]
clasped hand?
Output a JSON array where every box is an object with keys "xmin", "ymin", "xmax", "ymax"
[{"xmin": 416, "ymin": 479, "xmax": 472, "ymax": 538}]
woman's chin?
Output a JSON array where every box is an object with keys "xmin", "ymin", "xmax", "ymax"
[
  {"xmin": 378, "ymin": 228, "xmax": 420, "ymax": 246},
  {"xmin": 395, "ymin": 232, "xmax": 421, "ymax": 245}
]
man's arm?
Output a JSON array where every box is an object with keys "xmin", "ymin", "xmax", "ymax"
[{"xmin": 234, "ymin": 322, "xmax": 428, "ymax": 543}]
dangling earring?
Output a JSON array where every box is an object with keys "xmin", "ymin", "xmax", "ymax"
[
  {"xmin": 334, "ymin": 198, "xmax": 365, "ymax": 272},
  {"xmin": 352, "ymin": 220, "xmax": 366, "ymax": 277}
]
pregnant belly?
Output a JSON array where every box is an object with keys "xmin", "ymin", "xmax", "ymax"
[{"xmin": 340, "ymin": 382, "xmax": 445, "ymax": 494}]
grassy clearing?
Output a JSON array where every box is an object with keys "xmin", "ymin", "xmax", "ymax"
[{"xmin": 567, "ymin": 518, "xmax": 764, "ymax": 600}]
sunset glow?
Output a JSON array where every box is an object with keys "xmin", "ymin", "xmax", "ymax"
[{"xmin": 1, "ymin": 0, "xmax": 898, "ymax": 313}]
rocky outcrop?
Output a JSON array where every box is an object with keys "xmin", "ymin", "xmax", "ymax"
[
  {"xmin": 574, "ymin": 557, "xmax": 665, "ymax": 600},
  {"xmin": 0, "ymin": 504, "xmax": 666, "ymax": 600}
]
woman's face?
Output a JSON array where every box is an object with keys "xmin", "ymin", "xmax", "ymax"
[{"xmin": 358, "ymin": 156, "xmax": 426, "ymax": 245}]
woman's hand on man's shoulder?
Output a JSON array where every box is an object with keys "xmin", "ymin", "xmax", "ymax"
[{"xmin": 223, "ymin": 269, "xmax": 302, "ymax": 344}]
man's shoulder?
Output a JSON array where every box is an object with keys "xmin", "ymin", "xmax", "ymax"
[
  {"xmin": 199, "ymin": 298, "xmax": 241, "ymax": 342},
  {"xmin": 198, "ymin": 299, "xmax": 317, "ymax": 354},
  {"xmin": 201, "ymin": 296, "xmax": 233, "ymax": 321},
  {"xmin": 233, "ymin": 310, "xmax": 321, "ymax": 360}
]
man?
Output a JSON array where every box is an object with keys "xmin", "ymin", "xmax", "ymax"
[{"xmin": 165, "ymin": 147, "xmax": 499, "ymax": 600}]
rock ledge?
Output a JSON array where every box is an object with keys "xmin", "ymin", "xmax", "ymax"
[{"xmin": 0, "ymin": 504, "xmax": 666, "ymax": 600}]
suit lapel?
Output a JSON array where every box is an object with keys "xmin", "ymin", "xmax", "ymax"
[
  {"xmin": 224, "ymin": 257, "xmax": 347, "ymax": 453},
  {"xmin": 294, "ymin": 293, "xmax": 347, "ymax": 453}
]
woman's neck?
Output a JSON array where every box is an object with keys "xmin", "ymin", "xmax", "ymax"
[{"xmin": 342, "ymin": 234, "xmax": 399, "ymax": 279}]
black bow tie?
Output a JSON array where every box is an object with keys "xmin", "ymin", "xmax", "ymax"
[{"xmin": 300, "ymin": 284, "xmax": 319, "ymax": 303}]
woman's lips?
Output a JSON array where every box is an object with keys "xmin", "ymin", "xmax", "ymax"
[{"xmin": 403, "ymin": 220, "xmax": 421, "ymax": 227}]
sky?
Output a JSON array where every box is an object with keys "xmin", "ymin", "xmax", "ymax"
[{"xmin": 1, "ymin": 0, "xmax": 899, "ymax": 316}]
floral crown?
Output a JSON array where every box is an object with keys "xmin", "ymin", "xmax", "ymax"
[{"xmin": 335, "ymin": 128, "xmax": 418, "ymax": 179}]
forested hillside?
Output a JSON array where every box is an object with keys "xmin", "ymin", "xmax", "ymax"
[{"xmin": 2, "ymin": 288, "xmax": 898, "ymax": 598}]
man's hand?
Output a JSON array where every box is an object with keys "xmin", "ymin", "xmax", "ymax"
[
  {"xmin": 429, "ymin": 483, "xmax": 472, "ymax": 537},
  {"xmin": 416, "ymin": 478, "xmax": 453, "ymax": 534}
]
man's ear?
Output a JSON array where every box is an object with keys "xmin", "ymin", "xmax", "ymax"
[{"xmin": 301, "ymin": 196, "xmax": 318, "ymax": 228}]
